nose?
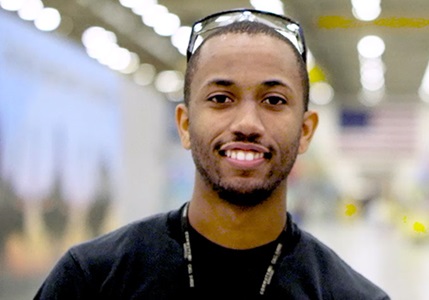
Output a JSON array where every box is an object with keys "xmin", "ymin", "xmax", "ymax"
[{"xmin": 229, "ymin": 100, "xmax": 265, "ymax": 140}]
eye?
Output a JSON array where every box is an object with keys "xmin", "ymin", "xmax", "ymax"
[
  {"xmin": 262, "ymin": 96, "xmax": 287, "ymax": 106},
  {"xmin": 207, "ymin": 95, "xmax": 233, "ymax": 104}
]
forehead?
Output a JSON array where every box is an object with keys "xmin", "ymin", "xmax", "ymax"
[
  {"xmin": 202, "ymin": 30, "xmax": 298, "ymax": 55},
  {"xmin": 192, "ymin": 33, "xmax": 303, "ymax": 88}
]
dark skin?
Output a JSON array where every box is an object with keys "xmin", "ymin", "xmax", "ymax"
[{"xmin": 176, "ymin": 33, "xmax": 318, "ymax": 250}]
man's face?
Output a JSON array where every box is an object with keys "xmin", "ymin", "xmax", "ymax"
[{"xmin": 176, "ymin": 33, "xmax": 318, "ymax": 206}]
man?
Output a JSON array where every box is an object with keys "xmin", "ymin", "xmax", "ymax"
[{"xmin": 35, "ymin": 9, "xmax": 390, "ymax": 299}]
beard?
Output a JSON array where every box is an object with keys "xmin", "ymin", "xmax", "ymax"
[{"xmin": 189, "ymin": 130, "xmax": 300, "ymax": 208}]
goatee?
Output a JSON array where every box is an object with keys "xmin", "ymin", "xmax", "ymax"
[{"xmin": 214, "ymin": 184, "xmax": 274, "ymax": 207}]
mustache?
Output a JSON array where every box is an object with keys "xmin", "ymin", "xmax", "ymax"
[
  {"xmin": 214, "ymin": 132, "xmax": 272, "ymax": 152},
  {"xmin": 233, "ymin": 132, "xmax": 262, "ymax": 144}
]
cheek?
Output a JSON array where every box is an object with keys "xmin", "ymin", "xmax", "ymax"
[
  {"xmin": 189, "ymin": 119, "xmax": 214, "ymax": 153},
  {"xmin": 273, "ymin": 122, "xmax": 301, "ymax": 152},
  {"xmin": 190, "ymin": 113, "xmax": 224, "ymax": 142}
]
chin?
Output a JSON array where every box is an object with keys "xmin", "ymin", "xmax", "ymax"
[{"xmin": 215, "ymin": 186, "xmax": 274, "ymax": 208}]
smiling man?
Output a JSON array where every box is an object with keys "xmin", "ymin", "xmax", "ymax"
[
  {"xmin": 176, "ymin": 26, "xmax": 317, "ymax": 250},
  {"xmin": 35, "ymin": 9, "xmax": 390, "ymax": 299}
]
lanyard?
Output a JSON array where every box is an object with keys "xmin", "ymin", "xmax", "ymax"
[{"xmin": 181, "ymin": 202, "xmax": 286, "ymax": 296}]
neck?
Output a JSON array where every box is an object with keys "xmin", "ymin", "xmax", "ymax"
[{"xmin": 188, "ymin": 177, "xmax": 287, "ymax": 250}]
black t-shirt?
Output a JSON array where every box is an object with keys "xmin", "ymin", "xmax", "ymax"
[
  {"xmin": 189, "ymin": 225, "xmax": 278, "ymax": 297},
  {"xmin": 35, "ymin": 204, "xmax": 390, "ymax": 299}
]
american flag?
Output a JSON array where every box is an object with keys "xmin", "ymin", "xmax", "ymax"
[{"xmin": 338, "ymin": 105, "xmax": 417, "ymax": 157}]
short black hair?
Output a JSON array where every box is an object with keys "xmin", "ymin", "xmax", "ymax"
[{"xmin": 184, "ymin": 21, "xmax": 310, "ymax": 111}]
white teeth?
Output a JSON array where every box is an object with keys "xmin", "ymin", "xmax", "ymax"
[
  {"xmin": 225, "ymin": 150, "xmax": 264, "ymax": 161},
  {"xmin": 245, "ymin": 152, "xmax": 254, "ymax": 161},
  {"xmin": 237, "ymin": 151, "xmax": 245, "ymax": 160}
]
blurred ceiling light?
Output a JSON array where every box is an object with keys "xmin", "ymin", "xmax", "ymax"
[
  {"xmin": 131, "ymin": 0, "xmax": 158, "ymax": 15},
  {"xmin": 352, "ymin": 6, "xmax": 381, "ymax": 22},
  {"xmin": 360, "ymin": 66, "xmax": 384, "ymax": 82},
  {"xmin": 82, "ymin": 27, "xmax": 120, "ymax": 66},
  {"xmin": 82, "ymin": 27, "xmax": 117, "ymax": 52},
  {"xmin": 306, "ymin": 49, "xmax": 316, "ymax": 71},
  {"xmin": 357, "ymin": 35, "xmax": 385, "ymax": 59},
  {"xmin": 153, "ymin": 13, "xmax": 180, "ymax": 36},
  {"xmin": 155, "ymin": 70, "xmax": 184, "ymax": 93},
  {"xmin": 357, "ymin": 35, "xmax": 386, "ymax": 103},
  {"xmin": 93, "ymin": 43, "xmax": 120, "ymax": 65},
  {"xmin": 141, "ymin": 4, "xmax": 168, "ymax": 28},
  {"xmin": 107, "ymin": 47, "xmax": 132, "ymax": 71},
  {"xmin": 351, "ymin": 0, "xmax": 381, "ymax": 21},
  {"xmin": 133, "ymin": 63, "xmax": 156, "ymax": 86},
  {"xmin": 171, "ymin": 26, "xmax": 192, "ymax": 56},
  {"xmin": 250, "ymin": 0, "xmax": 284, "ymax": 15},
  {"xmin": 360, "ymin": 58, "xmax": 385, "ymax": 91},
  {"xmin": 419, "ymin": 61, "xmax": 429, "ymax": 102},
  {"xmin": 119, "ymin": 52, "xmax": 140, "ymax": 74},
  {"xmin": 0, "ymin": 0, "xmax": 25, "ymax": 11},
  {"xmin": 360, "ymin": 57, "xmax": 386, "ymax": 72},
  {"xmin": 361, "ymin": 75, "xmax": 385, "ymax": 91},
  {"xmin": 166, "ymin": 90, "xmax": 184, "ymax": 102},
  {"xmin": 118, "ymin": 0, "xmax": 139, "ymax": 9},
  {"xmin": 418, "ymin": 88, "xmax": 429, "ymax": 103},
  {"xmin": 309, "ymin": 82, "xmax": 334, "ymax": 105},
  {"xmin": 359, "ymin": 88, "xmax": 385, "ymax": 106},
  {"xmin": 81, "ymin": 25, "xmax": 140, "ymax": 76},
  {"xmin": 17, "ymin": 0, "xmax": 43, "ymax": 21},
  {"xmin": 34, "ymin": 7, "xmax": 61, "ymax": 31}
]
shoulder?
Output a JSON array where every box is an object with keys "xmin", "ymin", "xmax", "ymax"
[
  {"xmin": 76, "ymin": 210, "xmax": 172, "ymax": 248},
  {"xmin": 35, "ymin": 208, "xmax": 185, "ymax": 298},
  {"xmin": 276, "ymin": 218, "xmax": 389, "ymax": 299},
  {"xmin": 68, "ymin": 208, "xmax": 183, "ymax": 275}
]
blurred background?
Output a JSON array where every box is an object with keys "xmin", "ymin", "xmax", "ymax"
[{"xmin": 0, "ymin": 0, "xmax": 428, "ymax": 299}]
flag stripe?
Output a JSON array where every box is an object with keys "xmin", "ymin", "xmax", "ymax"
[{"xmin": 338, "ymin": 106, "xmax": 417, "ymax": 156}]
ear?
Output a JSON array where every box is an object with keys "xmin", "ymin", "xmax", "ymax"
[
  {"xmin": 175, "ymin": 103, "xmax": 191, "ymax": 150},
  {"xmin": 298, "ymin": 110, "xmax": 319, "ymax": 154}
]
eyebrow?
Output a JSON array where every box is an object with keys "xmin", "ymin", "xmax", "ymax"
[
  {"xmin": 262, "ymin": 79, "xmax": 292, "ymax": 90},
  {"xmin": 206, "ymin": 79, "xmax": 235, "ymax": 87},
  {"xmin": 206, "ymin": 79, "xmax": 291, "ymax": 89}
]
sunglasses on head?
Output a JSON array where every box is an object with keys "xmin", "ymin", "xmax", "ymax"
[{"xmin": 186, "ymin": 8, "xmax": 307, "ymax": 63}]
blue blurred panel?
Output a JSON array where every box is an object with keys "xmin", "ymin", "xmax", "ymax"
[{"xmin": 340, "ymin": 109, "xmax": 370, "ymax": 127}]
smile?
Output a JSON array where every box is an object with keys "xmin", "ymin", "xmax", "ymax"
[
  {"xmin": 225, "ymin": 150, "xmax": 264, "ymax": 161},
  {"xmin": 218, "ymin": 142, "xmax": 271, "ymax": 168}
]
